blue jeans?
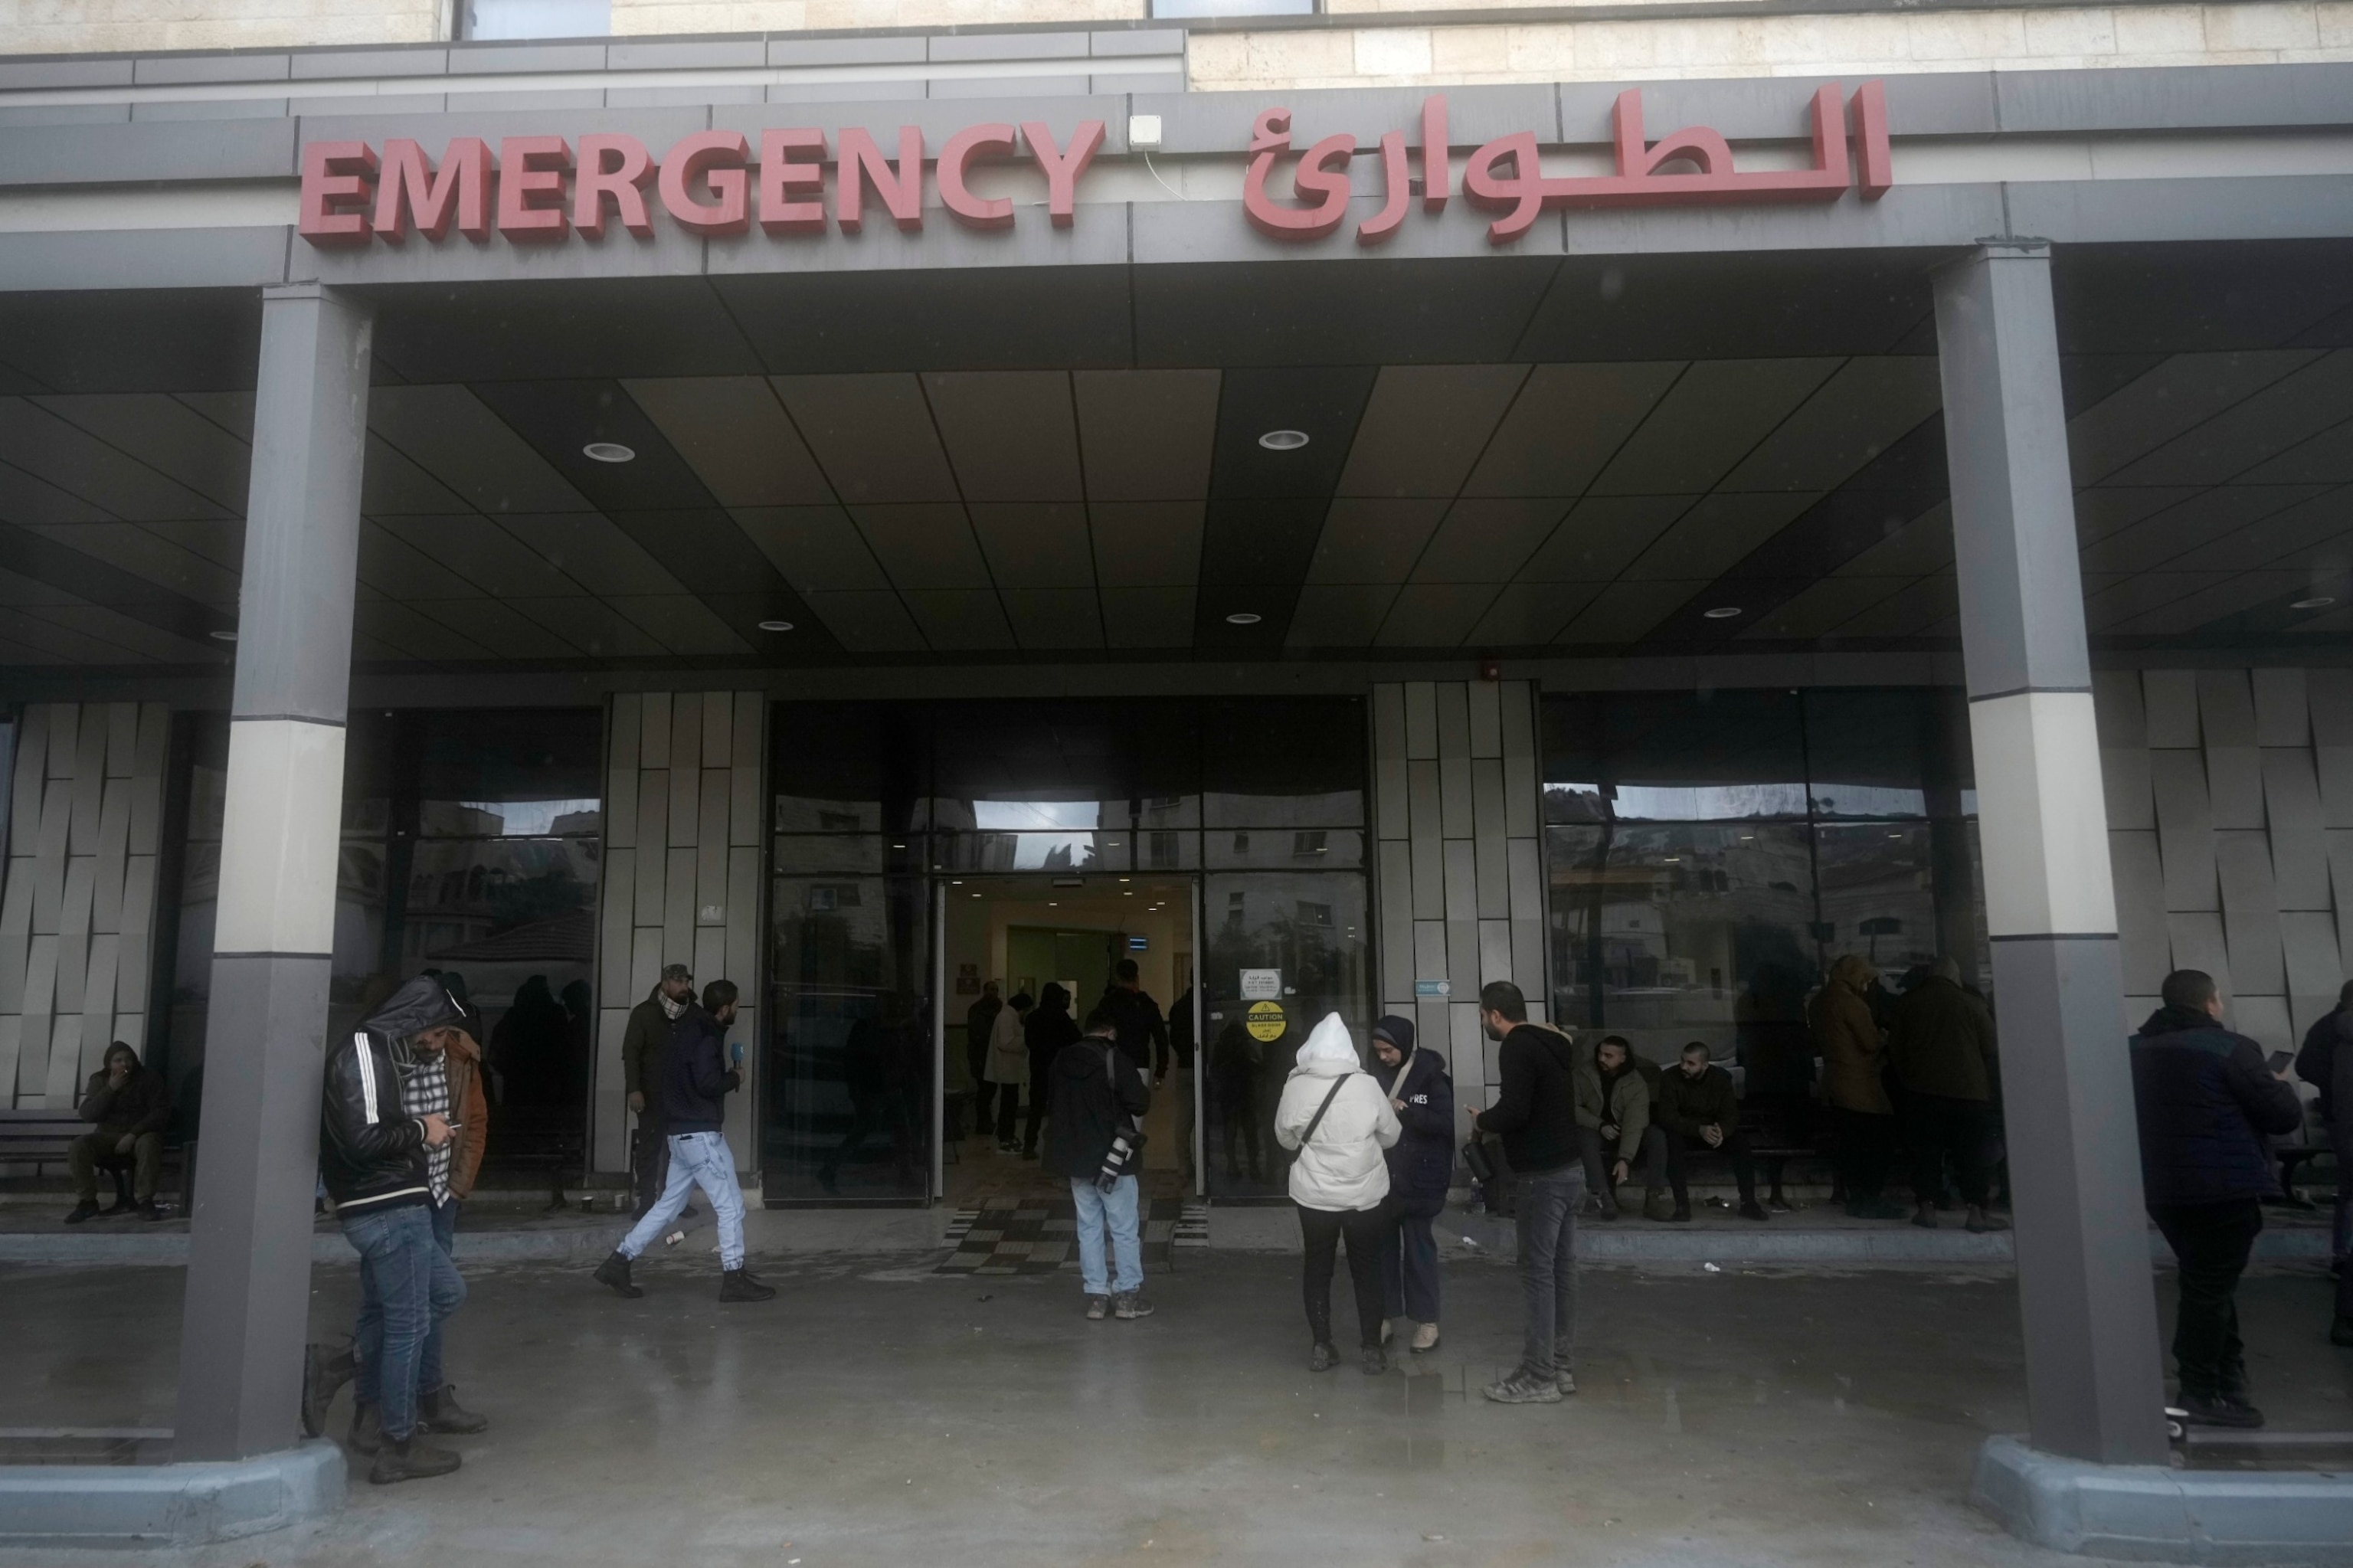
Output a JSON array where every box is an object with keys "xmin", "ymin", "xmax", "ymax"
[
  {"xmin": 1071, "ymin": 1175, "xmax": 1142, "ymax": 1297},
  {"xmin": 619, "ymin": 1130, "xmax": 746, "ymax": 1269},
  {"xmin": 346, "ymin": 1203, "xmax": 466, "ymax": 1442},
  {"xmin": 1512, "ymin": 1164, "xmax": 1584, "ymax": 1380}
]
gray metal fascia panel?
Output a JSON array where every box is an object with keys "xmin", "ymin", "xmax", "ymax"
[
  {"xmin": 607, "ymin": 38, "xmax": 769, "ymax": 70},
  {"xmin": 1142, "ymin": 83, "xmax": 1556, "ymax": 155},
  {"xmin": 1092, "ymin": 72, "xmax": 1184, "ymax": 96},
  {"xmin": 1563, "ymin": 182, "xmax": 1998, "ymax": 255},
  {"xmin": 2006, "ymin": 176, "xmax": 2353, "ymax": 244},
  {"xmin": 131, "ymin": 98, "xmax": 291, "ymax": 121},
  {"xmin": 1091, "ymin": 29, "xmax": 1185, "ymax": 57},
  {"xmin": 928, "ymin": 75, "xmax": 1092, "ymax": 100},
  {"xmin": 607, "ymin": 84, "xmax": 765, "ymax": 107},
  {"xmin": 134, "ymin": 52, "xmax": 290, "ymax": 85},
  {"xmin": 0, "ymin": 57, "xmax": 136, "ymax": 90},
  {"xmin": 290, "ymin": 47, "xmax": 450, "ymax": 79},
  {"xmin": 0, "ymin": 105, "xmax": 132, "ymax": 127},
  {"xmin": 1132, "ymin": 191, "xmax": 1563, "ymax": 264},
  {"xmin": 1993, "ymin": 63, "xmax": 2353, "ymax": 133},
  {"xmin": 769, "ymin": 81, "xmax": 927, "ymax": 103},
  {"xmin": 700, "ymin": 206, "xmax": 1128, "ymax": 273},
  {"xmin": 293, "ymin": 222, "xmax": 706, "ymax": 286},
  {"xmin": 0, "ymin": 228, "xmax": 289, "ymax": 293},
  {"xmin": 712, "ymin": 97, "xmax": 1127, "ymax": 152},
  {"xmin": 0, "ymin": 117, "xmax": 296, "ymax": 185},
  {"xmin": 769, "ymin": 36, "xmax": 928, "ymax": 67},
  {"xmin": 444, "ymin": 87, "xmax": 610, "ymax": 111},
  {"xmin": 296, "ymin": 103, "xmax": 709, "ymax": 151},
  {"xmin": 446, "ymin": 41, "xmax": 610, "ymax": 74},
  {"xmin": 294, "ymin": 93, "xmax": 449, "ymax": 116},
  {"xmin": 1560, "ymin": 71, "xmax": 1994, "ymax": 143},
  {"xmin": 929, "ymin": 31, "xmax": 1090, "ymax": 61}
]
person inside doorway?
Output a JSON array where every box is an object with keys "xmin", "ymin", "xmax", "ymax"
[
  {"xmin": 1022, "ymin": 983, "xmax": 1079, "ymax": 1160},
  {"xmin": 1099, "ymin": 958, "xmax": 1170, "ymax": 1084},
  {"xmin": 1168, "ymin": 985, "xmax": 1197, "ymax": 1186},
  {"xmin": 965, "ymin": 980, "xmax": 1003, "ymax": 1115},
  {"xmin": 2130, "ymin": 968, "xmax": 2303, "ymax": 1428},
  {"xmin": 980, "ymin": 990, "xmax": 1034, "ymax": 1154},
  {"xmin": 1212, "ymin": 1013, "xmax": 1266, "ymax": 1184}
]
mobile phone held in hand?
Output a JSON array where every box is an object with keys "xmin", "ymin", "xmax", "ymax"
[{"xmin": 731, "ymin": 1042, "xmax": 745, "ymax": 1066}]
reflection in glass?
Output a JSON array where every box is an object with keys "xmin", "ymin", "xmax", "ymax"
[
  {"xmin": 1203, "ymin": 827, "xmax": 1365, "ymax": 869},
  {"xmin": 1202, "ymin": 872, "xmax": 1370, "ymax": 1201},
  {"xmin": 1805, "ymin": 689, "xmax": 1933, "ymax": 820},
  {"xmin": 764, "ymin": 874, "xmax": 932, "ymax": 1203},
  {"xmin": 1813, "ymin": 823, "xmax": 1939, "ymax": 980}
]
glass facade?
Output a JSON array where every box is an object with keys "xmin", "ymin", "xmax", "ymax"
[
  {"xmin": 1542, "ymin": 689, "xmax": 1980, "ymax": 1071},
  {"xmin": 158, "ymin": 709, "xmax": 603, "ymax": 1173},
  {"xmin": 764, "ymin": 698, "xmax": 1370, "ymax": 1204}
]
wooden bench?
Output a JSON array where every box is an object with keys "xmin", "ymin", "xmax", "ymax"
[{"xmin": 0, "ymin": 1107, "xmax": 195, "ymax": 1210}]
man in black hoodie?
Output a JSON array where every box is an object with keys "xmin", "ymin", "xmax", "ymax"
[
  {"xmin": 595, "ymin": 980, "xmax": 774, "ymax": 1304},
  {"xmin": 1046, "ymin": 1003, "xmax": 1154, "ymax": 1321},
  {"xmin": 2130, "ymin": 968, "xmax": 2303, "ymax": 1428},
  {"xmin": 1468, "ymin": 980, "xmax": 1582, "ymax": 1406}
]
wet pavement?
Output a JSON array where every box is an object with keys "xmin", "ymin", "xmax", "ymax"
[{"xmin": 5, "ymin": 1251, "xmax": 2352, "ymax": 1566}]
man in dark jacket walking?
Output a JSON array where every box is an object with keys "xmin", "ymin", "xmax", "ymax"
[
  {"xmin": 1022, "ymin": 982, "xmax": 1081, "ymax": 1159},
  {"xmin": 1045, "ymin": 1003, "xmax": 1154, "ymax": 1321},
  {"xmin": 64, "ymin": 1042, "xmax": 172, "ymax": 1222},
  {"xmin": 1655, "ymin": 1041, "xmax": 1768, "ymax": 1223},
  {"xmin": 1889, "ymin": 957, "xmax": 2008, "ymax": 1234},
  {"xmin": 620, "ymin": 964, "xmax": 698, "ymax": 1216},
  {"xmin": 1099, "ymin": 959, "xmax": 1170, "ymax": 1082},
  {"xmin": 1469, "ymin": 980, "xmax": 1582, "ymax": 1405},
  {"xmin": 2131, "ymin": 968, "xmax": 2305, "ymax": 1427},
  {"xmin": 1371, "ymin": 1016, "xmax": 1452, "ymax": 1353},
  {"xmin": 597, "ymin": 981, "xmax": 773, "ymax": 1303}
]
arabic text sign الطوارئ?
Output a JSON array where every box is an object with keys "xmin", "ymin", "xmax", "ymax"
[
  {"xmin": 1246, "ymin": 1000, "xmax": 1288, "ymax": 1043},
  {"xmin": 1239, "ymin": 969, "xmax": 1282, "ymax": 1000},
  {"xmin": 1243, "ymin": 81, "xmax": 1894, "ymax": 248}
]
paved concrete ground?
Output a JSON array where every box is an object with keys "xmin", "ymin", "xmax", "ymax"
[{"xmin": 4, "ymin": 1252, "xmax": 2352, "ymax": 1567}]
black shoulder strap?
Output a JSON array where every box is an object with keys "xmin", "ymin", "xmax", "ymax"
[{"xmin": 1301, "ymin": 1074, "xmax": 1350, "ymax": 1146}]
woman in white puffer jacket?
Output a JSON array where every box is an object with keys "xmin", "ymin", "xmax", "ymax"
[{"xmin": 1275, "ymin": 1013, "xmax": 1402, "ymax": 1374}]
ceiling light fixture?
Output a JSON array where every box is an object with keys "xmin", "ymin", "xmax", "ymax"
[
  {"xmin": 1702, "ymin": 606, "xmax": 1744, "ymax": 620},
  {"xmin": 2292, "ymin": 596, "xmax": 2338, "ymax": 611},
  {"xmin": 582, "ymin": 441, "xmax": 636, "ymax": 463},
  {"xmin": 758, "ymin": 620, "xmax": 795, "ymax": 633},
  {"xmin": 1258, "ymin": 430, "xmax": 1309, "ymax": 451},
  {"xmin": 1225, "ymin": 612, "xmax": 1263, "ymax": 627},
  {"xmin": 209, "ymin": 629, "xmax": 238, "ymax": 642}
]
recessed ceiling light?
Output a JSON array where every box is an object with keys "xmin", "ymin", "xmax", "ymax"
[
  {"xmin": 1702, "ymin": 606, "xmax": 1743, "ymax": 620},
  {"xmin": 758, "ymin": 620, "xmax": 794, "ymax": 633},
  {"xmin": 2292, "ymin": 596, "xmax": 2338, "ymax": 611},
  {"xmin": 209, "ymin": 629, "xmax": 238, "ymax": 642},
  {"xmin": 1258, "ymin": 430, "xmax": 1309, "ymax": 451},
  {"xmin": 1225, "ymin": 612, "xmax": 1263, "ymax": 627},
  {"xmin": 583, "ymin": 441, "xmax": 635, "ymax": 463}
]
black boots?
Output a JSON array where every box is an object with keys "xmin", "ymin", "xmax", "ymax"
[
  {"xmin": 719, "ymin": 1268, "xmax": 776, "ymax": 1303},
  {"xmin": 418, "ymin": 1384, "xmax": 489, "ymax": 1435},
  {"xmin": 369, "ymin": 1435, "xmax": 462, "ymax": 1485},
  {"xmin": 64, "ymin": 1200, "xmax": 99, "ymax": 1224},
  {"xmin": 349, "ymin": 1402, "xmax": 384, "ymax": 1455},
  {"xmin": 594, "ymin": 1251, "xmax": 643, "ymax": 1298},
  {"xmin": 301, "ymin": 1341, "xmax": 356, "ymax": 1439}
]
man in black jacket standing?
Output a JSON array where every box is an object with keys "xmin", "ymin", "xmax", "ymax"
[
  {"xmin": 596, "ymin": 980, "xmax": 774, "ymax": 1303},
  {"xmin": 2130, "ymin": 968, "xmax": 2304, "ymax": 1428},
  {"xmin": 1045, "ymin": 1003, "xmax": 1154, "ymax": 1321},
  {"xmin": 318, "ymin": 980, "xmax": 467, "ymax": 1484},
  {"xmin": 1468, "ymin": 980, "xmax": 1582, "ymax": 1406}
]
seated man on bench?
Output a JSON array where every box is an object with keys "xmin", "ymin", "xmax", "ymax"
[
  {"xmin": 1654, "ymin": 1040, "xmax": 1769, "ymax": 1223},
  {"xmin": 65, "ymin": 1042, "xmax": 172, "ymax": 1223}
]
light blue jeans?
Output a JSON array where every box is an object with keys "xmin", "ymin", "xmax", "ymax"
[
  {"xmin": 1070, "ymin": 1175, "xmax": 1143, "ymax": 1297},
  {"xmin": 618, "ymin": 1131, "xmax": 746, "ymax": 1269}
]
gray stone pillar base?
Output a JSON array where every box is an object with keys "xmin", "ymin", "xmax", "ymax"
[
  {"xmin": 1974, "ymin": 1434, "xmax": 2353, "ymax": 1563},
  {"xmin": 0, "ymin": 1438, "xmax": 344, "ymax": 1548}
]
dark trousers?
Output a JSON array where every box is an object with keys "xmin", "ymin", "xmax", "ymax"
[
  {"xmin": 1661, "ymin": 1125, "xmax": 1756, "ymax": 1206},
  {"xmin": 1380, "ymin": 1199, "xmax": 1442, "ymax": 1323},
  {"xmin": 977, "ymin": 1082, "xmax": 1019, "ymax": 1139},
  {"xmin": 1023, "ymin": 1066, "xmax": 1051, "ymax": 1154},
  {"xmin": 1512, "ymin": 1164, "xmax": 1583, "ymax": 1378},
  {"xmin": 2150, "ymin": 1199, "xmax": 2263, "ymax": 1400},
  {"xmin": 70, "ymin": 1131, "xmax": 162, "ymax": 1203},
  {"xmin": 633, "ymin": 1114, "xmax": 670, "ymax": 1216},
  {"xmin": 1220, "ymin": 1087, "xmax": 1265, "ymax": 1180},
  {"xmin": 1831, "ymin": 1107, "xmax": 1896, "ymax": 1202},
  {"xmin": 1906, "ymin": 1092, "xmax": 1993, "ymax": 1207},
  {"xmin": 1297, "ymin": 1203, "xmax": 1386, "ymax": 1350},
  {"xmin": 1579, "ymin": 1124, "xmax": 1667, "ymax": 1210}
]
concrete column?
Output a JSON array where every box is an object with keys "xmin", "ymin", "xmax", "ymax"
[
  {"xmin": 1934, "ymin": 244, "xmax": 2168, "ymax": 1465},
  {"xmin": 174, "ymin": 284, "xmax": 371, "ymax": 1462}
]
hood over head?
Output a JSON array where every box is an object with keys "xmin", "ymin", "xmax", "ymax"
[
  {"xmin": 1294, "ymin": 1013, "xmax": 1362, "ymax": 1076},
  {"xmin": 1037, "ymin": 982, "xmax": 1071, "ymax": 1014},
  {"xmin": 365, "ymin": 974, "xmax": 469, "ymax": 1045},
  {"xmin": 1829, "ymin": 953, "xmax": 1877, "ymax": 990}
]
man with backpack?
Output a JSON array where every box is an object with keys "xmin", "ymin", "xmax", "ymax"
[
  {"xmin": 1467, "ymin": 980, "xmax": 1584, "ymax": 1406},
  {"xmin": 1045, "ymin": 1003, "xmax": 1154, "ymax": 1321}
]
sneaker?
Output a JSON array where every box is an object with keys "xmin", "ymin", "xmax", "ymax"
[
  {"xmin": 348, "ymin": 1403, "xmax": 384, "ymax": 1456},
  {"xmin": 368, "ymin": 1435, "xmax": 462, "ymax": 1485},
  {"xmin": 1482, "ymin": 1369, "xmax": 1563, "ymax": 1405},
  {"xmin": 301, "ymin": 1343, "xmax": 355, "ymax": 1439},
  {"xmin": 1410, "ymin": 1322, "xmax": 1441, "ymax": 1354},
  {"xmin": 1642, "ymin": 1189, "xmax": 1676, "ymax": 1222},
  {"xmin": 1085, "ymin": 1295, "xmax": 1111, "ymax": 1321},
  {"xmin": 139, "ymin": 1199, "xmax": 167, "ymax": 1222},
  {"xmin": 1738, "ymin": 1199, "xmax": 1770, "ymax": 1222},
  {"xmin": 1556, "ymin": 1367, "xmax": 1578, "ymax": 1396},
  {"xmin": 417, "ymin": 1384, "xmax": 488, "ymax": 1435},
  {"xmin": 593, "ymin": 1251, "xmax": 643, "ymax": 1299},
  {"xmin": 100, "ymin": 1197, "xmax": 134, "ymax": 1217},
  {"xmin": 719, "ymin": 1268, "xmax": 777, "ymax": 1302},
  {"xmin": 63, "ymin": 1200, "xmax": 100, "ymax": 1225},
  {"xmin": 2181, "ymin": 1393, "xmax": 2265, "ymax": 1429},
  {"xmin": 1965, "ymin": 1204, "xmax": 2009, "ymax": 1234},
  {"xmin": 1361, "ymin": 1344, "xmax": 1387, "ymax": 1376},
  {"xmin": 1114, "ymin": 1291, "xmax": 1154, "ymax": 1321},
  {"xmin": 1589, "ymin": 1200, "xmax": 1620, "ymax": 1223},
  {"xmin": 1666, "ymin": 1204, "xmax": 1693, "ymax": 1223},
  {"xmin": 1309, "ymin": 1342, "xmax": 1337, "ymax": 1372}
]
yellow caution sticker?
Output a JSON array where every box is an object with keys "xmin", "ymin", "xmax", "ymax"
[{"xmin": 1246, "ymin": 1000, "xmax": 1287, "ymax": 1043}]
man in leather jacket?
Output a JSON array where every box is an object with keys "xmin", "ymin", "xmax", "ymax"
[{"xmin": 314, "ymin": 976, "xmax": 473, "ymax": 1484}]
